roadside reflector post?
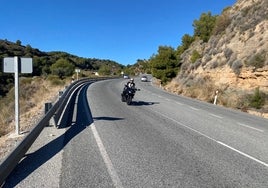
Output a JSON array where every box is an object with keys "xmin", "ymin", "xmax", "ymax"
[{"xmin": 214, "ymin": 90, "xmax": 219, "ymax": 105}]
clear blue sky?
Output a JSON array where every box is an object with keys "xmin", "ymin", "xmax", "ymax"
[{"xmin": 1, "ymin": 0, "xmax": 236, "ymax": 65}]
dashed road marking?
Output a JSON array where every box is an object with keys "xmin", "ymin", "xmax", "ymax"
[
  {"xmin": 190, "ymin": 106, "xmax": 199, "ymax": 111},
  {"xmin": 152, "ymin": 110, "xmax": 268, "ymax": 168},
  {"xmin": 237, "ymin": 122, "xmax": 264, "ymax": 133},
  {"xmin": 209, "ymin": 113, "xmax": 223, "ymax": 119}
]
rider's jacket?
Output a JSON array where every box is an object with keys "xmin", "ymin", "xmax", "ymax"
[{"xmin": 127, "ymin": 82, "xmax": 135, "ymax": 88}]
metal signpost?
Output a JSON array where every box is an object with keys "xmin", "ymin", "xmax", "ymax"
[{"xmin": 3, "ymin": 56, "xmax": 33, "ymax": 135}]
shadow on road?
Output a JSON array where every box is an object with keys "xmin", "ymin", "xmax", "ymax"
[
  {"xmin": 93, "ymin": 116, "xmax": 124, "ymax": 121},
  {"xmin": 3, "ymin": 85, "xmax": 94, "ymax": 187},
  {"xmin": 130, "ymin": 101, "xmax": 160, "ymax": 106}
]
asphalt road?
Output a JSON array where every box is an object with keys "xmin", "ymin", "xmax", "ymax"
[{"xmin": 4, "ymin": 77, "xmax": 268, "ymax": 187}]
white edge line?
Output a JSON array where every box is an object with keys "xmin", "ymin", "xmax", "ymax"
[
  {"xmin": 237, "ymin": 122, "xmax": 264, "ymax": 133},
  {"xmin": 91, "ymin": 123, "xmax": 124, "ymax": 188},
  {"xmin": 217, "ymin": 141, "xmax": 268, "ymax": 167},
  {"xmin": 152, "ymin": 110, "xmax": 268, "ymax": 168}
]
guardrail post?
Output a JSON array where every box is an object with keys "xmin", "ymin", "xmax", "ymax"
[
  {"xmin": 59, "ymin": 91, "xmax": 63, "ymax": 97},
  {"xmin": 45, "ymin": 102, "xmax": 55, "ymax": 126}
]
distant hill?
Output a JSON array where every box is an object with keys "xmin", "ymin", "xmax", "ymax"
[{"xmin": 0, "ymin": 39, "xmax": 124, "ymax": 97}]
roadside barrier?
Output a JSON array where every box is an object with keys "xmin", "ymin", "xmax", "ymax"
[{"xmin": 0, "ymin": 77, "xmax": 113, "ymax": 186}]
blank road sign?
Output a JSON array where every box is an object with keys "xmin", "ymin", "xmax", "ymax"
[
  {"xmin": 20, "ymin": 58, "xmax": 33, "ymax": 73},
  {"xmin": 3, "ymin": 57, "xmax": 14, "ymax": 73},
  {"xmin": 3, "ymin": 57, "xmax": 32, "ymax": 73}
]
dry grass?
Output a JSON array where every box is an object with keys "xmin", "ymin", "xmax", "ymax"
[
  {"xmin": 0, "ymin": 76, "xmax": 67, "ymax": 160},
  {"xmin": 164, "ymin": 75, "xmax": 268, "ymax": 119}
]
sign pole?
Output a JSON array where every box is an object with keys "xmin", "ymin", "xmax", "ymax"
[{"xmin": 14, "ymin": 56, "xmax": 20, "ymax": 135}]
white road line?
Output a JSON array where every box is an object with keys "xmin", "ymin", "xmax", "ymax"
[
  {"xmin": 217, "ymin": 141, "xmax": 268, "ymax": 167},
  {"xmin": 176, "ymin": 102, "xmax": 183, "ymax": 105},
  {"xmin": 209, "ymin": 113, "xmax": 223, "ymax": 119},
  {"xmin": 152, "ymin": 110, "xmax": 268, "ymax": 168},
  {"xmin": 237, "ymin": 122, "xmax": 264, "ymax": 133},
  {"xmin": 190, "ymin": 106, "xmax": 199, "ymax": 111},
  {"xmin": 91, "ymin": 123, "xmax": 124, "ymax": 188}
]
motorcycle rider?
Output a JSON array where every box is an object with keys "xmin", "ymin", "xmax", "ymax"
[
  {"xmin": 127, "ymin": 78, "xmax": 135, "ymax": 88},
  {"xmin": 122, "ymin": 78, "xmax": 136, "ymax": 96}
]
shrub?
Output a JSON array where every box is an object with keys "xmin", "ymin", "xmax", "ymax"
[
  {"xmin": 47, "ymin": 75, "xmax": 65, "ymax": 86},
  {"xmin": 210, "ymin": 61, "xmax": 219, "ymax": 69},
  {"xmin": 213, "ymin": 13, "xmax": 231, "ymax": 35},
  {"xmin": 224, "ymin": 48, "xmax": 233, "ymax": 60},
  {"xmin": 247, "ymin": 87, "xmax": 266, "ymax": 109},
  {"xmin": 245, "ymin": 53, "xmax": 265, "ymax": 69},
  {"xmin": 50, "ymin": 58, "xmax": 75, "ymax": 79},
  {"xmin": 191, "ymin": 50, "xmax": 201, "ymax": 63},
  {"xmin": 231, "ymin": 60, "xmax": 243, "ymax": 75}
]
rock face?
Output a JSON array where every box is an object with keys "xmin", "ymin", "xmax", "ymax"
[{"xmin": 165, "ymin": 0, "xmax": 268, "ymax": 114}]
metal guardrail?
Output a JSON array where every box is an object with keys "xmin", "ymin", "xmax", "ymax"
[{"xmin": 0, "ymin": 77, "xmax": 113, "ymax": 186}]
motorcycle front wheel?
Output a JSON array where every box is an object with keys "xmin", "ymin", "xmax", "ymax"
[
  {"xmin": 121, "ymin": 93, "xmax": 126, "ymax": 102},
  {"xmin": 126, "ymin": 96, "xmax": 132, "ymax": 105}
]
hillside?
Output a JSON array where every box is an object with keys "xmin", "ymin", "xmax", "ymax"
[
  {"xmin": 0, "ymin": 39, "xmax": 124, "ymax": 142},
  {"xmin": 0, "ymin": 39, "xmax": 123, "ymax": 97},
  {"xmin": 164, "ymin": 0, "xmax": 268, "ymax": 117}
]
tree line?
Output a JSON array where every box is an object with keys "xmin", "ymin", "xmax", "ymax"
[
  {"xmin": 131, "ymin": 9, "xmax": 232, "ymax": 84},
  {"xmin": 0, "ymin": 39, "xmax": 123, "ymax": 97}
]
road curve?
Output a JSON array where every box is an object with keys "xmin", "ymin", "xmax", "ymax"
[{"xmin": 4, "ymin": 77, "xmax": 268, "ymax": 187}]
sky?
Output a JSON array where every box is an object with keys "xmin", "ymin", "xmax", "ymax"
[{"xmin": 1, "ymin": 0, "xmax": 236, "ymax": 65}]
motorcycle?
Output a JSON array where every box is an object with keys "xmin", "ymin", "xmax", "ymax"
[{"xmin": 121, "ymin": 85, "xmax": 139, "ymax": 105}]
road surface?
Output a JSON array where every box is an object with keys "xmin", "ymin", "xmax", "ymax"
[{"xmin": 4, "ymin": 77, "xmax": 268, "ymax": 187}]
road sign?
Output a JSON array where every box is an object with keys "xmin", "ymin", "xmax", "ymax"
[
  {"xmin": 2, "ymin": 56, "xmax": 33, "ymax": 135},
  {"xmin": 4, "ymin": 57, "xmax": 32, "ymax": 73}
]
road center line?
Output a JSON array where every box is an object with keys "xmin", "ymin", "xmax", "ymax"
[
  {"xmin": 190, "ymin": 106, "xmax": 199, "ymax": 111},
  {"xmin": 209, "ymin": 113, "xmax": 223, "ymax": 119},
  {"xmin": 152, "ymin": 110, "xmax": 268, "ymax": 168},
  {"xmin": 237, "ymin": 122, "xmax": 264, "ymax": 132},
  {"xmin": 91, "ymin": 123, "xmax": 124, "ymax": 188}
]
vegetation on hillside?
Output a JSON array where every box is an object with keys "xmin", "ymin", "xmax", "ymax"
[
  {"xmin": 129, "ymin": 0, "xmax": 268, "ymax": 114},
  {"xmin": 1, "ymin": 0, "xmax": 268, "ymax": 137},
  {"xmin": 129, "ymin": 11, "xmax": 221, "ymax": 84},
  {"xmin": 0, "ymin": 39, "xmax": 124, "ymax": 97},
  {"xmin": 0, "ymin": 39, "xmax": 125, "ymax": 136}
]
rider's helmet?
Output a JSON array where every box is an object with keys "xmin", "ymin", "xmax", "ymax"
[{"xmin": 130, "ymin": 78, "xmax": 134, "ymax": 82}]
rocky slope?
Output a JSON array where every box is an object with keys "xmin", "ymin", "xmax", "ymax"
[{"xmin": 165, "ymin": 0, "xmax": 268, "ymax": 116}]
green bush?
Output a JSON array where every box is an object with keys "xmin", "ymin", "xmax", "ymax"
[
  {"xmin": 248, "ymin": 87, "xmax": 266, "ymax": 109},
  {"xmin": 193, "ymin": 12, "xmax": 217, "ymax": 42},
  {"xmin": 150, "ymin": 46, "xmax": 178, "ymax": 84},
  {"xmin": 50, "ymin": 58, "xmax": 75, "ymax": 79},
  {"xmin": 191, "ymin": 50, "xmax": 201, "ymax": 63}
]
